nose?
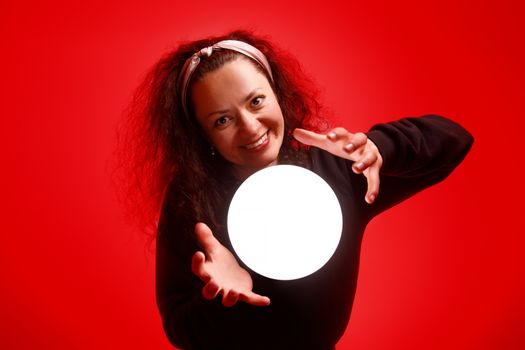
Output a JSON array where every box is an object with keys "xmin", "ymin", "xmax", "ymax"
[{"xmin": 237, "ymin": 110, "xmax": 261, "ymax": 137}]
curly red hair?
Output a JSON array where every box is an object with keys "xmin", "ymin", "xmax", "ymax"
[{"xmin": 113, "ymin": 29, "xmax": 329, "ymax": 238}]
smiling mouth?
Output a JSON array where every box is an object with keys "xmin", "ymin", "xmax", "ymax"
[{"xmin": 244, "ymin": 132, "xmax": 268, "ymax": 150}]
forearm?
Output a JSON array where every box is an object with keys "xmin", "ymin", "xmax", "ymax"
[
  {"xmin": 157, "ymin": 286, "xmax": 226, "ymax": 349},
  {"xmin": 363, "ymin": 114, "xmax": 473, "ymax": 216},
  {"xmin": 367, "ymin": 115, "xmax": 473, "ymax": 177}
]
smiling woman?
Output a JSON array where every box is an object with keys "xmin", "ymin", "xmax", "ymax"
[
  {"xmin": 115, "ymin": 29, "xmax": 473, "ymax": 349},
  {"xmin": 190, "ymin": 57, "xmax": 285, "ymax": 179}
]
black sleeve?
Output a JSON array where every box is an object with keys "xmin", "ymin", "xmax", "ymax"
[
  {"xmin": 155, "ymin": 190, "xmax": 229, "ymax": 349},
  {"xmin": 363, "ymin": 115, "xmax": 474, "ymax": 218}
]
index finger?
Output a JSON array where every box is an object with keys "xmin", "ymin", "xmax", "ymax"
[
  {"xmin": 191, "ymin": 251, "xmax": 210, "ymax": 282},
  {"xmin": 292, "ymin": 128, "xmax": 328, "ymax": 148},
  {"xmin": 239, "ymin": 291, "xmax": 271, "ymax": 307},
  {"xmin": 293, "ymin": 128, "xmax": 350, "ymax": 159}
]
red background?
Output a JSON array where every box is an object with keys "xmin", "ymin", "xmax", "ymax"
[{"xmin": 2, "ymin": 0, "xmax": 524, "ymax": 349}]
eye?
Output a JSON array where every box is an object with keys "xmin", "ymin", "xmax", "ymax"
[
  {"xmin": 214, "ymin": 116, "xmax": 232, "ymax": 128},
  {"xmin": 251, "ymin": 95, "xmax": 265, "ymax": 108}
]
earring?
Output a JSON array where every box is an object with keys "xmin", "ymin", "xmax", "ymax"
[{"xmin": 210, "ymin": 146, "xmax": 216, "ymax": 156}]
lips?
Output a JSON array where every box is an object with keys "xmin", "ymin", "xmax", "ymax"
[{"xmin": 244, "ymin": 132, "xmax": 268, "ymax": 150}]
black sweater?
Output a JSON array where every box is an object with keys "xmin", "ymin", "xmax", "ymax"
[{"xmin": 156, "ymin": 115, "xmax": 474, "ymax": 349}]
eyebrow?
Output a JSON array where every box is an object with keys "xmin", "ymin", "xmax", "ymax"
[{"xmin": 207, "ymin": 88, "xmax": 262, "ymax": 118}]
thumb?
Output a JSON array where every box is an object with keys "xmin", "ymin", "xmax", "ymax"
[
  {"xmin": 195, "ymin": 222, "xmax": 219, "ymax": 254},
  {"xmin": 191, "ymin": 251, "xmax": 209, "ymax": 281}
]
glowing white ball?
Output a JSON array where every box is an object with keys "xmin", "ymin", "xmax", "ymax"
[{"xmin": 227, "ymin": 165, "xmax": 342, "ymax": 280}]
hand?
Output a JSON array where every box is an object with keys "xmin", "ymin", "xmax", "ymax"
[
  {"xmin": 293, "ymin": 127, "xmax": 383, "ymax": 204},
  {"xmin": 191, "ymin": 222, "xmax": 271, "ymax": 307}
]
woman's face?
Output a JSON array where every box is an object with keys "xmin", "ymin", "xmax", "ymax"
[{"xmin": 190, "ymin": 58, "xmax": 285, "ymax": 179}]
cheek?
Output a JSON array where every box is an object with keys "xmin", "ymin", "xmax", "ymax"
[
  {"xmin": 267, "ymin": 105, "xmax": 284, "ymax": 127},
  {"xmin": 275, "ymin": 111, "xmax": 285, "ymax": 133},
  {"xmin": 210, "ymin": 131, "xmax": 236, "ymax": 151}
]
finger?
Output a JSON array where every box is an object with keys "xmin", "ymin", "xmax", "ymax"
[
  {"xmin": 344, "ymin": 133, "xmax": 367, "ymax": 154},
  {"xmin": 191, "ymin": 251, "xmax": 210, "ymax": 282},
  {"xmin": 352, "ymin": 152, "xmax": 378, "ymax": 174},
  {"xmin": 346, "ymin": 132, "xmax": 367, "ymax": 150},
  {"xmin": 239, "ymin": 291, "xmax": 271, "ymax": 307},
  {"xmin": 194, "ymin": 222, "xmax": 219, "ymax": 255},
  {"xmin": 326, "ymin": 127, "xmax": 350, "ymax": 141},
  {"xmin": 222, "ymin": 290, "xmax": 240, "ymax": 307},
  {"xmin": 293, "ymin": 128, "xmax": 348, "ymax": 158},
  {"xmin": 292, "ymin": 128, "xmax": 328, "ymax": 148},
  {"xmin": 364, "ymin": 165, "xmax": 380, "ymax": 204},
  {"xmin": 202, "ymin": 280, "xmax": 220, "ymax": 300},
  {"xmin": 352, "ymin": 132, "xmax": 368, "ymax": 146}
]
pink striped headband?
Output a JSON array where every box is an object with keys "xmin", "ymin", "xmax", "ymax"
[{"xmin": 178, "ymin": 40, "xmax": 274, "ymax": 117}]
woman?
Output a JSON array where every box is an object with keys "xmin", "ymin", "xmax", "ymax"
[{"xmin": 119, "ymin": 30, "xmax": 473, "ymax": 349}]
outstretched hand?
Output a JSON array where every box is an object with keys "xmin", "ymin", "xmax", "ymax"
[
  {"xmin": 293, "ymin": 127, "xmax": 383, "ymax": 204},
  {"xmin": 191, "ymin": 222, "xmax": 271, "ymax": 307}
]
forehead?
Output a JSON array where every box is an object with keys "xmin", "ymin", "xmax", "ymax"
[{"xmin": 189, "ymin": 58, "xmax": 271, "ymax": 107}]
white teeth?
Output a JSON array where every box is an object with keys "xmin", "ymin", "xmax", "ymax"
[{"xmin": 245, "ymin": 133, "xmax": 268, "ymax": 149}]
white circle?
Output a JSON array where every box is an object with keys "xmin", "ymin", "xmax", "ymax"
[{"xmin": 227, "ymin": 165, "xmax": 343, "ymax": 280}]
